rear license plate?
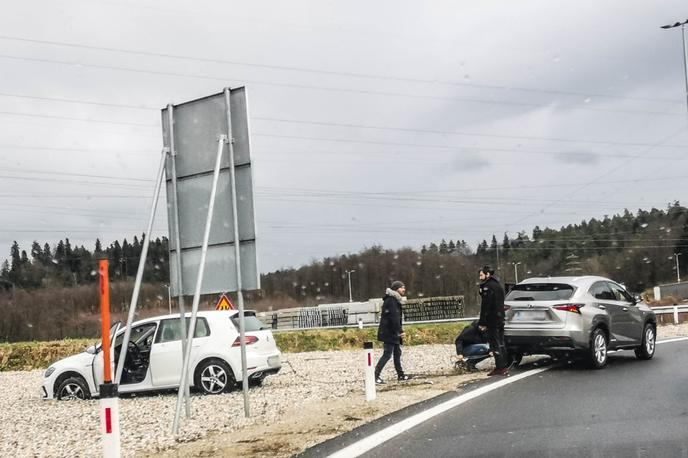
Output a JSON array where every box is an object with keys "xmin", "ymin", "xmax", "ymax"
[{"xmin": 513, "ymin": 310, "xmax": 548, "ymax": 321}]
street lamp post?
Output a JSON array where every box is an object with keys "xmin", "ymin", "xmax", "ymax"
[
  {"xmin": 661, "ymin": 19, "xmax": 688, "ymax": 113},
  {"xmin": 510, "ymin": 261, "xmax": 522, "ymax": 283},
  {"xmin": 674, "ymin": 253, "xmax": 683, "ymax": 282},
  {"xmin": 345, "ymin": 269, "xmax": 356, "ymax": 302}
]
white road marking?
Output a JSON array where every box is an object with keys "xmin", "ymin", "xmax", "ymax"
[
  {"xmin": 328, "ymin": 336, "xmax": 688, "ymax": 458},
  {"xmin": 657, "ymin": 336, "xmax": 688, "ymax": 344},
  {"xmin": 326, "ymin": 367, "xmax": 550, "ymax": 458}
]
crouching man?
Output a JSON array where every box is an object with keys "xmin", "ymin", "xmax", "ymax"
[{"xmin": 455, "ymin": 320, "xmax": 491, "ymax": 372}]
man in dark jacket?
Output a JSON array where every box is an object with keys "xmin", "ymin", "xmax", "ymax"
[
  {"xmin": 478, "ymin": 265, "xmax": 509, "ymax": 376},
  {"xmin": 454, "ymin": 320, "xmax": 490, "ymax": 372},
  {"xmin": 374, "ymin": 281, "xmax": 411, "ymax": 384}
]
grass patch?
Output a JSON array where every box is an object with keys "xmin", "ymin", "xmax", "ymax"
[{"xmin": 0, "ymin": 322, "xmax": 468, "ymax": 371}]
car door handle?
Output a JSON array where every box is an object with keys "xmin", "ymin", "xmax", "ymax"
[
  {"xmin": 622, "ymin": 307, "xmax": 628, "ymax": 311},
  {"xmin": 598, "ymin": 305, "xmax": 606, "ymax": 310}
]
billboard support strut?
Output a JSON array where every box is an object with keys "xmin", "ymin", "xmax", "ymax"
[
  {"xmin": 166, "ymin": 103, "xmax": 191, "ymax": 417},
  {"xmin": 115, "ymin": 148, "xmax": 167, "ymax": 386},
  {"xmin": 173, "ymin": 135, "xmax": 226, "ymax": 435},
  {"xmin": 224, "ymin": 86, "xmax": 250, "ymax": 418}
]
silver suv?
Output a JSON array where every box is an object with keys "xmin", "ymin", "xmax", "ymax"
[{"xmin": 504, "ymin": 276, "xmax": 656, "ymax": 368}]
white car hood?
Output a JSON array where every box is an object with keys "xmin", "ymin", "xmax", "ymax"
[{"xmin": 51, "ymin": 350, "xmax": 95, "ymax": 370}]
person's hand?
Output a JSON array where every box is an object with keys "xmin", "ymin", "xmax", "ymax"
[
  {"xmin": 399, "ymin": 332, "xmax": 406, "ymax": 338},
  {"xmin": 478, "ymin": 325, "xmax": 487, "ymax": 332},
  {"xmin": 457, "ymin": 355, "xmax": 465, "ymax": 361}
]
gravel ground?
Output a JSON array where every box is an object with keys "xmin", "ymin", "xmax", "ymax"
[{"xmin": 1, "ymin": 323, "xmax": 687, "ymax": 458}]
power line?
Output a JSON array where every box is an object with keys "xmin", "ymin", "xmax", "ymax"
[
  {"xmin": 5, "ymin": 93, "xmax": 685, "ymax": 148},
  {"xmin": 252, "ymin": 132, "xmax": 688, "ymax": 159},
  {"xmin": 506, "ymin": 126, "xmax": 688, "ymax": 228},
  {"xmin": 0, "ymin": 110, "xmax": 157, "ymax": 128},
  {"xmin": 0, "ymin": 34, "xmax": 680, "ymax": 106},
  {"xmin": 0, "ymin": 174, "xmax": 155, "ymax": 189},
  {"xmin": 0, "ymin": 166, "xmax": 156, "ymax": 183},
  {"xmin": 257, "ymin": 174, "xmax": 688, "ymax": 194},
  {"xmin": 0, "ymin": 144, "xmax": 156, "ymax": 156},
  {"xmin": 0, "ymin": 91, "xmax": 155, "ymax": 111},
  {"xmin": 0, "ymin": 53, "xmax": 682, "ymax": 118},
  {"xmin": 253, "ymin": 117, "xmax": 688, "ymax": 150}
]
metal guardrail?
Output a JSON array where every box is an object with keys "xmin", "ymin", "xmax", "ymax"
[
  {"xmin": 270, "ymin": 304, "xmax": 688, "ymax": 333},
  {"xmin": 651, "ymin": 304, "xmax": 688, "ymax": 325},
  {"xmin": 271, "ymin": 316, "xmax": 478, "ymax": 333}
]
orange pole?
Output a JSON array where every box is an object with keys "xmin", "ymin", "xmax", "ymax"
[{"xmin": 99, "ymin": 259, "xmax": 112, "ymax": 383}]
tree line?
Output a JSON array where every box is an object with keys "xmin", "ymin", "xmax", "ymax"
[
  {"xmin": 0, "ymin": 203, "xmax": 687, "ymax": 341},
  {"xmin": 0, "ymin": 235, "xmax": 170, "ymax": 290}
]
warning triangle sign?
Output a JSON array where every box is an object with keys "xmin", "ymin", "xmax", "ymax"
[{"xmin": 215, "ymin": 294, "xmax": 234, "ymax": 310}]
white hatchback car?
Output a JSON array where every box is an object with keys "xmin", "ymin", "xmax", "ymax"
[{"xmin": 42, "ymin": 310, "xmax": 281, "ymax": 400}]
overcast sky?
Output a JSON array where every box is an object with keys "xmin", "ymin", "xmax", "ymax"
[{"xmin": 2, "ymin": 0, "xmax": 688, "ymax": 274}]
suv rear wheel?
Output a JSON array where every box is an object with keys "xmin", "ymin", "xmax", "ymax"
[
  {"xmin": 635, "ymin": 323, "xmax": 656, "ymax": 360},
  {"xmin": 588, "ymin": 328, "xmax": 608, "ymax": 369}
]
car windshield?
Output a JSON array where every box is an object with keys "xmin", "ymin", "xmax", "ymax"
[{"xmin": 506, "ymin": 283, "xmax": 575, "ymax": 301}]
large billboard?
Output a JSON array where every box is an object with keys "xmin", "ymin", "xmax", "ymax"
[{"xmin": 161, "ymin": 88, "xmax": 259, "ymax": 296}]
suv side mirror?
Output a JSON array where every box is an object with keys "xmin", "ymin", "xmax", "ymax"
[{"xmin": 86, "ymin": 345, "xmax": 97, "ymax": 355}]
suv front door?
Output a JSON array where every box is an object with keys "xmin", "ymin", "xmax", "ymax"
[
  {"xmin": 607, "ymin": 282, "xmax": 643, "ymax": 344},
  {"xmin": 588, "ymin": 281, "xmax": 622, "ymax": 344}
]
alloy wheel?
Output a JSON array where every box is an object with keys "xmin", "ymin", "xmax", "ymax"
[
  {"xmin": 645, "ymin": 327, "xmax": 655, "ymax": 355},
  {"xmin": 200, "ymin": 364, "xmax": 228, "ymax": 394},
  {"xmin": 60, "ymin": 382, "xmax": 85, "ymax": 400},
  {"xmin": 594, "ymin": 333, "xmax": 607, "ymax": 364}
]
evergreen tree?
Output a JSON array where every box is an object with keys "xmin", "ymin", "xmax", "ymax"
[{"xmin": 42, "ymin": 243, "xmax": 53, "ymax": 265}]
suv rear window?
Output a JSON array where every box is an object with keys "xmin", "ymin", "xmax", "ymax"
[
  {"xmin": 230, "ymin": 313, "xmax": 268, "ymax": 331},
  {"xmin": 506, "ymin": 283, "xmax": 575, "ymax": 301}
]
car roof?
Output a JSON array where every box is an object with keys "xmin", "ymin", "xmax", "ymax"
[
  {"xmin": 518, "ymin": 275, "xmax": 614, "ymax": 288},
  {"xmin": 127, "ymin": 310, "xmax": 253, "ymax": 328}
]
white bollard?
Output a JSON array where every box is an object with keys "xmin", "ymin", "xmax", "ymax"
[
  {"xmin": 363, "ymin": 342, "xmax": 376, "ymax": 402},
  {"xmin": 100, "ymin": 383, "xmax": 121, "ymax": 458},
  {"xmin": 674, "ymin": 305, "xmax": 679, "ymax": 325}
]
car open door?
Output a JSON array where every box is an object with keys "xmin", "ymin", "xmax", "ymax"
[{"xmin": 92, "ymin": 321, "xmax": 121, "ymax": 388}]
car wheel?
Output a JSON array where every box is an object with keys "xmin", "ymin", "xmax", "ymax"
[
  {"xmin": 588, "ymin": 328, "xmax": 608, "ymax": 369},
  {"xmin": 194, "ymin": 359, "xmax": 234, "ymax": 395},
  {"xmin": 635, "ymin": 323, "xmax": 656, "ymax": 360},
  {"xmin": 56, "ymin": 376, "xmax": 90, "ymax": 400}
]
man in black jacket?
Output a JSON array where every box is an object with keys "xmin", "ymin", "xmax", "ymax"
[
  {"xmin": 374, "ymin": 280, "xmax": 411, "ymax": 384},
  {"xmin": 454, "ymin": 320, "xmax": 490, "ymax": 372},
  {"xmin": 478, "ymin": 265, "xmax": 509, "ymax": 376}
]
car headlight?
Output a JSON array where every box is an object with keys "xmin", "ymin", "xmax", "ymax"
[{"xmin": 44, "ymin": 367, "xmax": 55, "ymax": 378}]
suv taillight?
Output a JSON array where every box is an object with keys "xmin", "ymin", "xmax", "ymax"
[
  {"xmin": 553, "ymin": 303, "xmax": 585, "ymax": 314},
  {"xmin": 232, "ymin": 335, "xmax": 259, "ymax": 347}
]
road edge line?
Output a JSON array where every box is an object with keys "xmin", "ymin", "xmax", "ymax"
[
  {"xmin": 325, "ymin": 366, "xmax": 551, "ymax": 458},
  {"xmin": 657, "ymin": 336, "xmax": 688, "ymax": 344}
]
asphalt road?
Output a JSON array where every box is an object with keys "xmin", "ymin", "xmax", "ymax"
[{"xmin": 306, "ymin": 340, "xmax": 688, "ymax": 458}]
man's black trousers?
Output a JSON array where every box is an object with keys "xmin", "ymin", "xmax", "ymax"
[
  {"xmin": 375, "ymin": 342, "xmax": 403, "ymax": 377},
  {"xmin": 487, "ymin": 323, "xmax": 508, "ymax": 370}
]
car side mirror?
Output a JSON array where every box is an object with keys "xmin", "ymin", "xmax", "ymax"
[{"xmin": 86, "ymin": 345, "xmax": 97, "ymax": 355}]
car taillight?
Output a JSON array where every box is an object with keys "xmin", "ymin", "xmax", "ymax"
[
  {"xmin": 553, "ymin": 303, "xmax": 585, "ymax": 314},
  {"xmin": 232, "ymin": 335, "xmax": 259, "ymax": 347}
]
